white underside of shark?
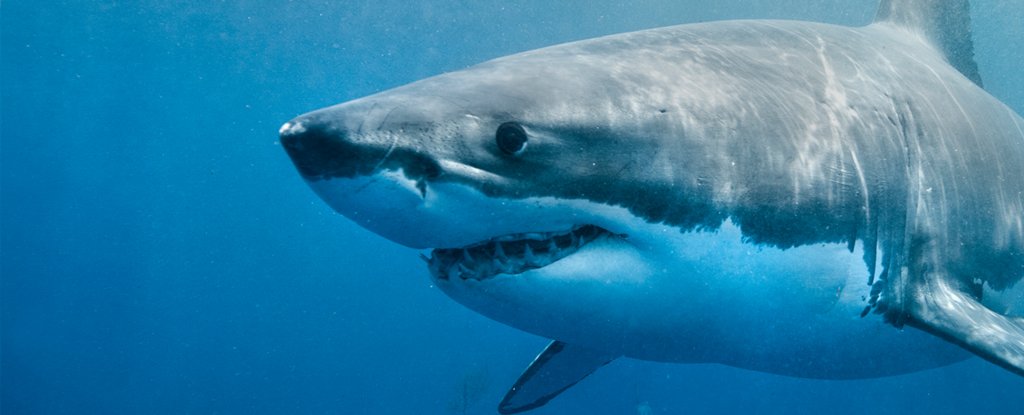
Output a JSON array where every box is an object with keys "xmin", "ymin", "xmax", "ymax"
[{"xmin": 309, "ymin": 173, "xmax": 1023, "ymax": 378}]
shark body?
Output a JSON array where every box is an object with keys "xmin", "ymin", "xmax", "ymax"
[{"xmin": 281, "ymin": 1, "xmax": 1024, "ymax": 412}]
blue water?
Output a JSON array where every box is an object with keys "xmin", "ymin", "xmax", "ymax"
[{"xmin": 3, "ymin": 1, "xmax": 1022, "ymax": 414}]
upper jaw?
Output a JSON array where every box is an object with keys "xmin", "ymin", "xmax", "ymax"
[{"xmin": 426, "ymin": 225, "xmax": 619, "ymax": 281}]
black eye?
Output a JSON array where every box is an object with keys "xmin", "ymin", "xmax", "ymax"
[{"xmin": 495, "ymin": 122, "xmax": 528, "ymax": 155}]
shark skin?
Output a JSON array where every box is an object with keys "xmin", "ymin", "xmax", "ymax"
[{"xmin": 280, "ymin": 0, "xmax": 1024, "ymax": 412}]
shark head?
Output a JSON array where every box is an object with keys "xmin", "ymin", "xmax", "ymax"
[
  {"xmin": 279, "ymin": 40, "xmax": 708, "ymax": 349},
  {"xmin": 280, "ymin": 37, "xmax": 719, "ymax": 246}
]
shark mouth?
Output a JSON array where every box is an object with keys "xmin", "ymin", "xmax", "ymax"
[{"xmin": 426, "ymin": 225, "xmax": 615, "ymax": 281}]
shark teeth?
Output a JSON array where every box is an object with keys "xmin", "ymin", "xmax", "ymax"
[{"xmin": 427, "ymin": 225, "xmax": 613, "ymax": 281}]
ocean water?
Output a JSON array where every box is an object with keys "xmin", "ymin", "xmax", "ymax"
[{"xmin": 2, "ymin": 1, "xmax": 1023, "ymax": 414}]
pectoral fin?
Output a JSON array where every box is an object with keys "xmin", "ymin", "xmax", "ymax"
[
  {"xmin": 498, "ymin": 341, "xmax": 618, "ymax": 414},
  {"xmin": 908, "ymin": 277, "xmax": 1024, "ymax": 376}
]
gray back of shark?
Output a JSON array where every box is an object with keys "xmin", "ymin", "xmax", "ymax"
[{"xmin": 280, "ymin": 0, "xmax": 1024, "ymax": 412}]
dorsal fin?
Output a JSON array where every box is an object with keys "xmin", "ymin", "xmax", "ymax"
[{"xmin": 874, "ymin": 0, "xmax": 983, "ymax": 87}]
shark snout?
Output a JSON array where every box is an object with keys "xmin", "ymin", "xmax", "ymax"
[
  {"xmin": 279, "ymin": 116, "xmax": 377, "ymax": 180},
  {"xmin": 279, "ymin": 114, "xmax": 443, "ymax": 184}
]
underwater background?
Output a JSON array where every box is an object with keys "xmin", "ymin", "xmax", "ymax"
[{"xmin": 3, "ymin": 1, "xmax": 1023, "ymax": 414}]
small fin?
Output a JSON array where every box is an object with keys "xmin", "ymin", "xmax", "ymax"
[
  {"xmin": 498, "ymin": 341, "xmax": 618, "ymax": 414},
  {"xmin": 873, "ymin": 0, "xmax": 983, "ymax": 87},
  {"xmin": 907, "ymin": 278, "xmax": 1024, "ymax": 376}
]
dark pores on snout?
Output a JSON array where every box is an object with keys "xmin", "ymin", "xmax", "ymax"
[{"xmin": 279, "ymin": 104, "xmax": 450, "ymax": 196}]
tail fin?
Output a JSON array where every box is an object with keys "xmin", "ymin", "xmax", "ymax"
[{"xmin": 874, "ymin": 0, "xmax": 983, "ymax": 87}]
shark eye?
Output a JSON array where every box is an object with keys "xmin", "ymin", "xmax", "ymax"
[{"xmin": 496, "ymin": 122, "xmax": 528, "ymax": 156}]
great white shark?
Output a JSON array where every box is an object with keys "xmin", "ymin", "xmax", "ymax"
[{"xmin": 280, "ymin": 0, "xmax": 1024, "ymax": 412}]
